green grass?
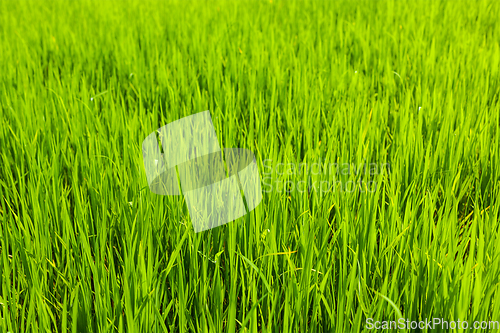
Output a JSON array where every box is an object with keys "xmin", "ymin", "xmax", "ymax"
[{"xmin": 1, "ymin": 0, "xmax": 500, "ymax": 331}]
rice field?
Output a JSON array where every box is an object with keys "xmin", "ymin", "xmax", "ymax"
[{"xmin": 0, "ymin": 0, "xmax": 499, "ymax": 331}]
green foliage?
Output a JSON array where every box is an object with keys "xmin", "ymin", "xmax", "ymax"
[{"xmin": 0, "ymin": 0, "xmax": 499, "ymax": 331}]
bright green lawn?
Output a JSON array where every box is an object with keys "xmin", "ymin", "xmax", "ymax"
[{"xmin": 1, "ymin": 0, "xmax": 500, "ymax": 332}]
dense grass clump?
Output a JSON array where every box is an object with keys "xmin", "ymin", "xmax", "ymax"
[{"xmin": 1, "ymin": 0, "xmax": 499, "ymax": 331}]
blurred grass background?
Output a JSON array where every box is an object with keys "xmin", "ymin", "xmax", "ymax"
[{"xmin": 0, "ymin": 0, "xmax": 499, "ymax": 331}]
